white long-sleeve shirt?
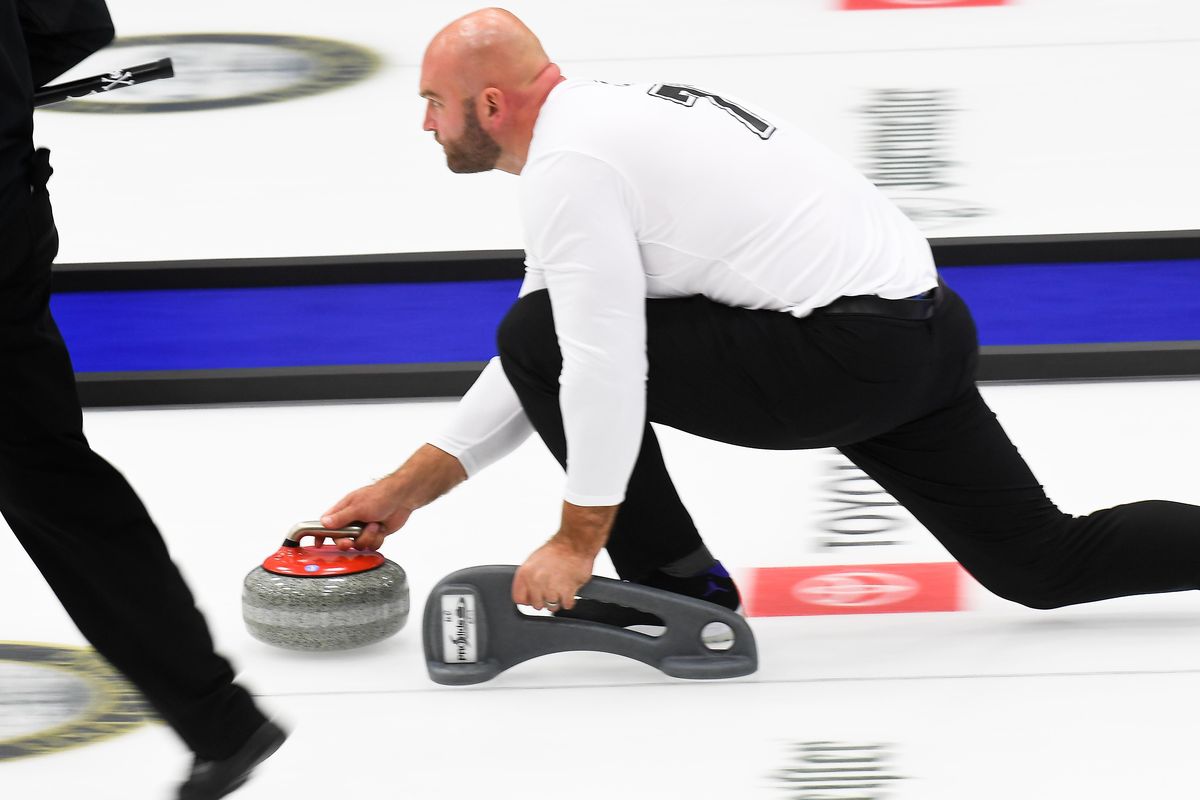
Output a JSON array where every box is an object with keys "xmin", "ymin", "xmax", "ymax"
[{"xmin": 428, "ymin": 78, "xmax": 938, "ymax": 506}]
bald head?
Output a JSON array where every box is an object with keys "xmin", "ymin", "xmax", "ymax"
[
  {"xmin": 420, "ymin": 8, "xmax": 563, "ymax": 175},
  {"xmin": 424, "ymin": 8, "xmax": 550, "ymax": 98}
]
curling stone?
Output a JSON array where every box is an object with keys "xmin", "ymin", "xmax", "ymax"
[{"xmin": 242, "ymin": 522, "xmax": 409, "ymax": 651}]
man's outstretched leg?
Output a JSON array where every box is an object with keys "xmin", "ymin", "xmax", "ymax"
[{"xmin": 842, "ymin": 386, "xmax": 1200, "ymax": 610}]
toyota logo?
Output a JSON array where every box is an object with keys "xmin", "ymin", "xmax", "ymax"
[{"xmin": 792, "ymin": 572, "xmax": 919, "ymax": 607}]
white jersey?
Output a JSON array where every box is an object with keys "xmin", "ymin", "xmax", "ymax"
[{"xmin": 429, "ymin": 78, "xmax": 938, "ymax": 506}]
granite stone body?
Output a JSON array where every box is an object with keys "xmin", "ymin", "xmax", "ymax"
[{"xmin": 242, "ymin": 561, "xmax": 409, "ymax": 650}]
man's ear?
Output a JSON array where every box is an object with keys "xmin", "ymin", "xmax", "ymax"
[{"xmin": 481, "ymin": 87, "xmax": 504, "ymax": 125}]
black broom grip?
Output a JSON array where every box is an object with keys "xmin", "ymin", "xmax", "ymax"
[{"xmin": 34, "ymin": 57, "xmax": 174, "ymax": 107}]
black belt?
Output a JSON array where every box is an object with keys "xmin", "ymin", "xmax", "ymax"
[{"xmin": 815, "ymin": 282, "xmax": 942, "ymax": 321}]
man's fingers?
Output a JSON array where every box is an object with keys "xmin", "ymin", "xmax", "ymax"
[
  {"xmin": 321, "ymin": 509, "xmax": 350, "ymax": 530},
  {"xmin": 323, "ymin": 504, "xmax": 373, "ymax": 534},
  {"xmin": 512, "ymin": 559, "xmax": 588, "ymax": 611},
  {"xmin": 547, "ymin": 578, "xmax": 576, "ymax": 611},
  {"xmin": 362, "ymin": 521, "xmax": 390, "ymax": 547},
  {"xmin": 334, "ymin": 534, "xmax": 370, "ymax": 551},
  {"xmin": 321, "ymin": 494, "xmax": 353, "ymax": 525},
  {"xmin": 333, "ymin": 523, "xmax": 384, "ymax": 552},
  {"xmin": 511, "ymin": 571, "xmax": 532, "ymax": 607}
]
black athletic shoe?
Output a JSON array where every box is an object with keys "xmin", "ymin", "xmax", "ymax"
[
  {"xmin": 178, "ymin": 720, "xmax": 287, "ymax": 800},
  {"xmin": 648, "ymin": 560, "xmax": 742, "ymax": 612},
  {"xmin": 555, "ymin": 561, "xmax": 743, "ymax": 641}
]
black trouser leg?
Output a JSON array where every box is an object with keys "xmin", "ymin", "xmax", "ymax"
[
  {"xmin": 0, "ymin": 169, "xmax": 265, "ymax": 760},
  {"xmin": 498, "ymin": 293, "xmax": 704, "ymax": 580},
  {"xmin": 841, "ymin": 388, "xmax": 1200, "ymax": 608},
  {"xmin": 498, "ymin": 285, "xmax": 1200, "ymax": 607}
]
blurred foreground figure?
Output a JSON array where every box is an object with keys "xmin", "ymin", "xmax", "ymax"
[{"xmin": 0, "ymin": 2, "xmax": 284, "ymax": 797}]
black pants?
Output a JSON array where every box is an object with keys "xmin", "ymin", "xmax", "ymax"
[
  {"xmin": 498, "ymin": 287, "xmax": 1200, "ymax": 609},
  {"xmin": 0, "ymin": 151, "xmax": 264, "ymax": 760}
]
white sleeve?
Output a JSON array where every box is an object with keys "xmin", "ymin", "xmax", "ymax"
[
  {"xmin": 426, "ymin": 356, "xmax": 535, "ymax": 477},
  {"xmin": 521, "ymin": 151, "xmax": 647, "ymax": 507},
  {"xmin": 427, "ymin": 269, "xmax": 544, "ymax": 476}
]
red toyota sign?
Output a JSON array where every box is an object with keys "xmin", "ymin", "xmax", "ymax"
[
  {"xmin": 745, "ymin": 562, "xmax": 965, "ymax": 616},
  {"xmin": 842, "ymin": 0, "xmax": 1007, "ymax": 9}
]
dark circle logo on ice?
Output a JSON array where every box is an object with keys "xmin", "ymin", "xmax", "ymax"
[
  {"xmin": 42, "ymin": 33, "xmax": 381, "ymax": 114},
  {"xmin": 0, "ymin": 642, "xmax": 156, "ymax": 761}
]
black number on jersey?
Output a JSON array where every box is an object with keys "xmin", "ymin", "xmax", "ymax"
[{"xmin": 648, "ymin": 84, "xmax": 776, "ymax": 140}]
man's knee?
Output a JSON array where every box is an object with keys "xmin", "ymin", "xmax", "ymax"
[{"xmin": 496, "ymin": 289, "xmax": 556, "ymax": 364}]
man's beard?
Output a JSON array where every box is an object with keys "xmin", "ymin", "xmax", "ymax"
[{"xmin": 443, "ymin": 99, "xmax": 501, "ymax": 174}]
